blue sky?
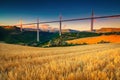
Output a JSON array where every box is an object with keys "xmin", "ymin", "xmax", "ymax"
[{"xmin": 0, "ymin": 0, "xmax": 120, "ymax": 30}]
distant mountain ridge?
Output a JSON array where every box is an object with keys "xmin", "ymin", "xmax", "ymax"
[
  {"xmin": 0, "ymin": 25, "xmax": 80, "ymax": 33},
  {"xmin": 23, "ymin": 27, "xmax": 59, "ymax": 32},
  {"xmin": 61, "ymin": 29, "xmax": 80, "ymax": 33},
  {"xmin": 23, "ymin": 28, "xmax": 80, "ymax": 33}
]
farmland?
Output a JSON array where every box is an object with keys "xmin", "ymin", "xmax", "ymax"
[
  {"xmin": 0, "ymin": 43, "xmax": 120, "ymax": 80},
  {"xmin": 67, "ymin": 35, "xmax": 120, "ymax": 44}
]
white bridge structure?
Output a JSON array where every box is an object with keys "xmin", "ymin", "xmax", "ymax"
[{"xmin": 13, "ymin": 11, "xmax": 120, "ymax": 42}]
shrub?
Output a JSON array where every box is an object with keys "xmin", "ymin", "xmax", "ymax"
[{"xmin": 97, "ymin": 40, "xmax": 110, "ymax": 44}]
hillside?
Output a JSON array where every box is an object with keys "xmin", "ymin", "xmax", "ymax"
[
  {"xmin": 1, "ymin": 26, "xmax": 120, "ymax": 47},
  {"xmin": 67, "ymin": 35, "xmax": 120, "ymax": 44},
  {"xmin": 96, "ymin": 28, "xmax": 120, "ymax": 33},
  {"xmin": 0, "ymin": 26, "xmax": 58, "ymax": 46},
  {"xmin": 0, "ymin": 43, "xmax": 120, "ymax": 80},
  {"xmin": 0, "ymin": 26, "xmax": 102, "ymax": 46}
]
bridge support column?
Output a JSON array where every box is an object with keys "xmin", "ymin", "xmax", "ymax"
[
  {"xmin": 59, "ymin": 15, "xmax": 62, "ymax": 36},
  {"xmin": 91, "ymin": 10, "xmax": 94, "ymax": 31},
  {"xmin": 20, "ymin": 19, "xmax": 23, "ymax": 32},
  {"xmin": 37, "ymin": 18, "xmax": 40, "ymax": 42}
]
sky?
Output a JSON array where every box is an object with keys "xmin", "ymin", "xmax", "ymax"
[{"xmin": 0, "ymin": 0, "xmax": 120, "ymax": 30}]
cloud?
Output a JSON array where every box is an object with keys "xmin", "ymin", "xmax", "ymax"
[
  {"xmin": 40, "ymin": 24, "xmax": 50, "ymax": 31},
  {"xmin": 40, "ymin": 24, "xmax": 58, "ymax": 32}
]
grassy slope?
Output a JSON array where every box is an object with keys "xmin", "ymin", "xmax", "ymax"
[
  {"xmin": 0, "ymin": 43, "xmax": 120, "ymax": 80},
  {"xmin": 61, "ymin": 32, "xmax": 101, "ymax": 41},
  {"xmin": 67, "ymin": 35, "xmax": 120, "ymax": 44}
]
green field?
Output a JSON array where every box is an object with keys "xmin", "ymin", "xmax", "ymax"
[{"xmin": 0, "ymin": 43, "xmax": 120, "ymax": 80}]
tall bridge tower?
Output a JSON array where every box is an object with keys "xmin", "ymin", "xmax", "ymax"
[
  {"xmin": 20, "ymin": 19, "xmax": 23, "ymax": 32},
  {"xmin": 59, "ymin": 15, "xmax": 62, "ymax": 36},
  {"xmin": 91, "ymin": 10, "xmax": 94, "ymax": 31}
]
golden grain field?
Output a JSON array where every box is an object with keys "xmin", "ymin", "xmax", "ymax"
[
  {"xmin": 67, "ymin": 35, "xmax": 120, "ymax": 44},
  {"xmin": 0, "ymin": 43, "xmax": 120, "ymax": 80}
]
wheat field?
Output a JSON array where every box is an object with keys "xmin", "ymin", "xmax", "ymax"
[
  {"xmin": 0, "ymin": 43, "xmax": 120, "ymax": 80},
  {"xmin": 67, "ymin": 35, "xmax": 120, "ymax": 44}
]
